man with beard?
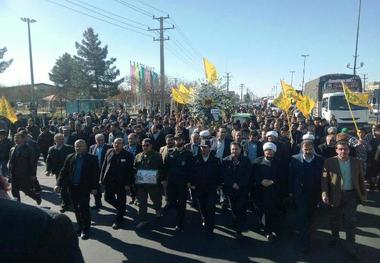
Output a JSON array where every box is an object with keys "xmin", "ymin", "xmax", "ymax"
[
  {"xmin": 9, "ymin": 132, "xmax": 41, "ymax": 205},
  {"xmin": 318, "ymin": 134, "xmax": 337, "ymax": 159},
  {"xmin": 147, "ymin": 124, "xmax": 166, "ymax": 152},
  {"xmin": 100, "ymin": 138, "xmax": 134, "ymax": 229},
  {"xmin": 222, "ymin": 142, "xmax": 251, "ymax": 239},
  {"xmin": 253, "ymin": 142, "xmax": 281, "ymax": 241},
  {"xmin": 214, "ymin": 127, "xmax": 232, "ymax": 160},
  {"xmin": 55, "ymin": 139, "xmax": 99, "ymax": 240},
  {"xmin": 46, "ymin": 133, "xmax": 74, "ymax": 212},
  {"xmin": 164, "ymin": 133, "xmax": 194, "ymax": 232},
  {"xmin": 289, "ymin": 140, "xmax": 325, "ymax": 254},
  {"xmin": 190, "ymin": 139, "xmax": 221, "ymax": 235}
]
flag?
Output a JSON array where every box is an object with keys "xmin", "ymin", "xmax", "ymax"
[
  {"xmin": 178, "ymin": 84, "xmax": 190, "ymax": 95},
  {"xmin": 0, "ymin": 96, "xmax": 17, "ymax": 123},
  {"xmin": 134, "ymin": 64, "xmax": 140, "ymax": 93},
  {"xmin": 273, "ymin": 92, "xmax": 292, "ymax": 112},
  {"xmin": 172, "ymin": 88, "xmax": 188, "ymax": 104},
  {"xmin": 342, "ymin": 81, "xmax": 372, "ymax": 109},
  {"xmin": 130, "ymin": 63, "xmax": 136, "ymax": 93},
  {"xmin": 296, "ymin": 95, "xmax": 315, "ymax": 118},
  {"xmin": 280, "ymin": 80, "xmax": 299, "ymax": 101},
  {"xmin": 203, "ymin": 57, "xmax": 218, "ymax": 84}
]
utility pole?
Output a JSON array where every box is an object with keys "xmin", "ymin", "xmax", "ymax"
[
  {"xmin": 225, "ymin": 72, "xmax": 231, "ymax": 93},
  {"xmin": 240, "ymin": 83, "xmax": 244, "ymax": 102},
  {"xmin": 290, "ymin": 70, "xmax": 295, "ymax": 87},
  {"xmin": 148, "ymin": 16, "xmax": 174, "ymax": 114},
  {"xmin": 362, "ymin": 74, "xmax": 367, "ymax": 91},
  {"xmin": 20, "ymin": 17, "xmax": 36, "ymax": 111},
  {"xmin": 353, "ymin": 0, "xmax": 362, "ymax": 76},
  {"xmin": 301, "ymin": 54, "xmax": 309, "ymax": 93}
]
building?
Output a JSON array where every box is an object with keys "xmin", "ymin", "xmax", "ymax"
[{"xmin": 0, "ymin": 83, "xmax": 57, "ymax": 103}]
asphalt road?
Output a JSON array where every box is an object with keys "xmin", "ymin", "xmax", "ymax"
[{"xmin": 17, "ymin": 162, "xmax": 380, "ymax": 263}]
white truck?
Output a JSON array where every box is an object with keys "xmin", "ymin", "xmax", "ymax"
[{"xmin": 304, "ymin": 74, "xmax": 370, "ymax": 129}]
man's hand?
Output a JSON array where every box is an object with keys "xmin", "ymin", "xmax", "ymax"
[
  {"xmin": 261, "ymin": 179, "xmax": 274, "ymax": 187},
  {"xmin": 232, "ymin": 183, "xmax": 239, "ymax": 190},
  {"xmin": 54, "ymin": 185, "xmax": 60, "ymax": 193},
  {"xmin": 322, "ymin": 192, "xmax": 329, "ymax": 205},
  {"xmin": 91, "ymin": 189, "xmax": 97, "ymax": 195}
]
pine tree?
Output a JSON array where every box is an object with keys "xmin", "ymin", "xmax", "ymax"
[
  {"xmin": 49, "ymin": 53, "xmax": 90, "ymax": 98},
  {"xmin": 75, "ymin": 28, "xmax": 122, "ymax": 98},
  {"xmin": 0, "ymin": 47, "xmax": 13, "ymax": 73}
]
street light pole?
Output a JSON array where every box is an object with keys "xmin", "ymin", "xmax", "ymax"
[
  {"xmin": 290, "ymin": 70, "xmax": 295, "ymax": 86},
  {"xmin": 301, "ymin": 54, "xmax": 309, "ymax": 93},
  {"xmin": 353, "ymin": 0, "xmax": 362, "ymax": 76},
  {"xmin": 20, "ymin": 17, "xmax": 37, "ymax": 110}
]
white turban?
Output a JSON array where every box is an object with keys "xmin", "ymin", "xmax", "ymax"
[
  {"xmin": 266, "ymin": 131, "xmax": 278, "ymax": 138},
  {"xmin": 263, "ymin": 142, "xmax": 277, "ymax": 153},
  {"xmin": 199, "ymin": 130, "xmax": 210, "ymax": 137},
  {"xmin": 302, "ymin": 133, "xmax": 315, "ymax": 141}
]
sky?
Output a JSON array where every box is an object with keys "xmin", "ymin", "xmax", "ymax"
[{"xmin": 0, "ymin": 0, "xmax": 379, "ymax": 97}]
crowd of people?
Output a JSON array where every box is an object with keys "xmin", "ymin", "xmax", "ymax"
[{"xmin": 0, "ymin": 105, "xmax": 378, "ymax": 261}]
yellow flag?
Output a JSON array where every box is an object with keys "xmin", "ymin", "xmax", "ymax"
[
  {"xmin": 203, "ymin": 58, "xmax": 218, "ymax": 84},
  {"xmin": 178, "ymin": 84, "xmax": 190, "ymax": 95},
  {"xmin": 280, "ymin": 80, "xmax": 299, "ymax": 101},
  {"xmin": 273, "ymin": 92, "xmax": 292, "ymax": 112},
  {"xmin": 172, "ymin": 88, "xmax": 188, "ymax": 104},
  {"xmin": 342, "ymin": 81, "xmax": 372, "ymax": 109},
  {"xmin": 0, "ymin": 96, "xmax": 17, "ymax": 123},
  {"xmin": 296, "ymin": 95, "xmax": 315, "ymax": 118}
]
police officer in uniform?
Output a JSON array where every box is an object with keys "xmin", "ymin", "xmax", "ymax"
[
  {"xmin": 190, "ymin": 139, "xmax": 221, "ymax": 234},
  {"xmin": 164, "ymin": 133, "xmax": 194, "ymax": 232}
]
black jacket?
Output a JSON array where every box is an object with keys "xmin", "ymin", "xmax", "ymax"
[
  {"xmin": 191, "ymin": 154, "xmax": 222, "ymax": 191},
  {"xmin": 9, "ymin": 143, "xmax": 36, "ymax": 180},
  {"xmin": 0, "ymin": 138, "xmax": 13, "ymax": 162},
  {"xmin": 164, "ymin": 148, "xmax": 194, "ymax": 185},
  {"xmin": 222, "ymin": 155, "xmax": 251, "ymax": 195},
  {"xmin": 89, "ymin": 143, "xmax": 112, "ymax": 168},
  {"xmin": 147, "ymin": 132, "xmax": 166, "ymax": 152},
  {"xmin": 58, "ymin": 153, "xmax": 99, "ymax": 191},
  {"xmin": 100, "ymin": 149, "xmax": 134, "ymax": 186},
  {"xmin": 46, "ymin": 145, "xmax": 74, "ymax": 175},
  {"xmin": 0, "ymin": 199, "xmax": 84, "ymax": 263}
]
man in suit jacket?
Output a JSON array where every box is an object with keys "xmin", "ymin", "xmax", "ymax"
[
  {"xmin": 89, "ymin": 133, "xmax": 112, "ymax": 208},
  {"xmin": 321, "ymin": 140, "xmax": 366, "ymax": 259},
  {"xmin": 214, "ymin": 127, "xmax": 232, "ymax": 160},
  {"xmin": 222, "ymin": 142, "xmax": 251, "ymax": 239},
  {"xmin": 100, "ymin": 138, "xmax": 134, "ymax": 229},
  {"xmin": 46, "ymin": 133, "xmax": 74, "ymax": 212},
  {"xmin": 55, "ymin": 139, "xmax": 100, "ymax": 240},
  {"xmin": 147, "ymin": 124, "xmax": 166, "ymax": 152},
  {"xmin": 185, "ymin": 132, "xmax": 201, "ymax": 157},
  {"xmin": 289, "ymin": 140, "xmax": 325, "ymax": 253}
]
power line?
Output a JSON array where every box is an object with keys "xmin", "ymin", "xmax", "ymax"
[
  {"xmin": 112, "ymin": 0, "xmax": 153, "ymax": 18},
  {"xmin": 63, "ymin": 0, "xmax": 147, "ymax": 31},
  {"xmin": 46, "ymin": 0, "xmax": 154, "ymax": 38},
  {"xmin": 137, "ymin": 0, "xmax": 168, "ymax": 16},
  {"xmin": 75, "ymin": 0, "xmax": 149, "ymax": 27}
]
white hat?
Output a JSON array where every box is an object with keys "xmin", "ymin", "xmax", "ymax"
[
  {"xmin": 199, "ymin": 130, "xmax": 210, "ymax": 137},
  {"xmin": 263, "ymin": 142, "xmax": 277, "ymax": 152},
  {"xmin": 266, "ymin": 131, "xmax": 278, "ymax": 138},
  {"xmin": 302, "ymin": 132, "xmax": 315, "ymax": 141}
]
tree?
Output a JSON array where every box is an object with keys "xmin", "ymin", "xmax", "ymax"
[
  {"xmin": 49, "ymin": 53, "xmax": 90, "ymax": 98},
  {"xmin": 75, "ymin": 28, "xmax": 122, "ymax": 98},
  {"xmin": 0, "ymin": 47, "xmax": 13, "ymax": 73}
]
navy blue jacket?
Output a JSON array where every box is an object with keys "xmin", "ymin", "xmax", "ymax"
[{"xmin": 222, "ymin": 155, "xmax": 251, "ymax": 195}]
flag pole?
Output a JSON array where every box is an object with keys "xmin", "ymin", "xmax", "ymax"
[{"xmin": 342, "ymin": 81, "xmax": 360, "ymax": 136}]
